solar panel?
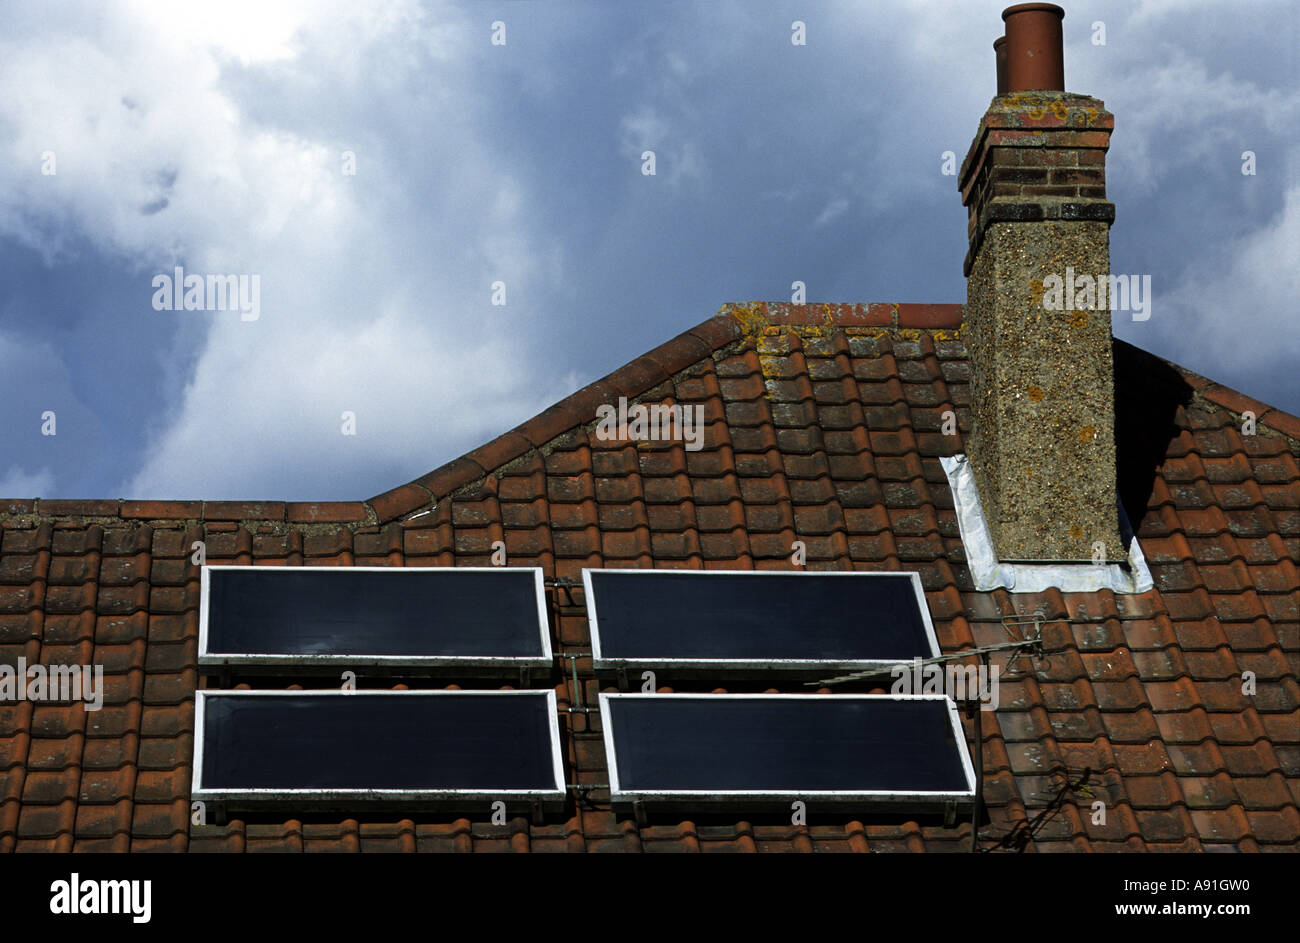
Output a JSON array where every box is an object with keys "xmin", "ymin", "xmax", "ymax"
[
  {"xmin": 199, "ymin": 566, "xmax": 552, "ymax": 671},
  {"xmin": 193, "ymin": 690, "xmax": 565, "ymax": 808},
  {"xmin": 600, "ymin": 693, "xmax": 975, "ymax": 808},
  {"xmin": 584, "ymin": 569, "xmax": 938, "ymax": 674}
]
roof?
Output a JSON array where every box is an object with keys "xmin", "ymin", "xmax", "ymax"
[{"xmin": 1, "ymin": 302, "xmax": 1297, "ymax": 852}]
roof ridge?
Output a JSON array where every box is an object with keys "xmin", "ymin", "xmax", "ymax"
[
  {"xmin": 1174, "ymin": 365, "xmax": 1300, "ymax": 445},
  {"xmin": 0, "ymin": 499, "xmax": 374, "ymax": 527}
]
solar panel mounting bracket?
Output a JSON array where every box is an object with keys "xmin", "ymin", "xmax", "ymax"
[
  {"xmin": 1000, "ymin": 615, "xmax": 1052, "ymax": 675},
  {"xmin": 811, "ymin": 635, "xmax": 1044, "ymax": 689},
  {"xmin": 544, "ymin": 576, "xmax": 579, "ymax": 607}
]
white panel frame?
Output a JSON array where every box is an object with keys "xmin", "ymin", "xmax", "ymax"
[
  {"xmin": 583, "ymin": 568, "xmax": 940, "ymax": 673},
  {"xmin": 193, "ymin": 689, "xmax": 566, "ymax": 805},
  {"xmin": 199, "ymin": 565, "xmax": 553, "ymax": 670},
  {"xmin": 600, "ymin": 692, "xmax": 976, "ymax": 806}
]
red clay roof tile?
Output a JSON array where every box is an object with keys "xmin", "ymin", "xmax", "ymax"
[{"xmin": 1, "ymin": 303, "xmax": 1296, "ymax": 853}]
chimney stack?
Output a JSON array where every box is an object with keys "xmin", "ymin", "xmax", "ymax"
[{"xmin": 958, "ymin": 3, "xmax": 1125, "ymax": 563}]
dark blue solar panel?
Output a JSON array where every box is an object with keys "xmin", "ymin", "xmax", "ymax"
[
  {"xmin": 201, "ymin": 566, "xmax": 550, "ymax": 666},
  {"xmin": 195, "ymin": 691, "xmax": 563, "ymax": 799},
  {"xmin": 585, "ymin": 569, "xmax": 935, "ymax": 668},
  {"xmin": 602, "ymin": 694, "xmax": 973, "ymax": 801}
]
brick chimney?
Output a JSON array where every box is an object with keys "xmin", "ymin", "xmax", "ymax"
[{"xmin": 958, "ymin": 2, "xmax": 1125, "ymax": 563}]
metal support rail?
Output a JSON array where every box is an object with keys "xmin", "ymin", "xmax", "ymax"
[{"xmin": 807, "ymin": 634, "xmax": 1043, "ymax": 687}]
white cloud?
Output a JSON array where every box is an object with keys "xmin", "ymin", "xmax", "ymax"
[
  {"xmin": 1128, "ymin": 0, "xmax": 1280, "ymax": 26},
  {"xmin": 1146, "ymin": 180, "xmax": 1300, "ymax": 400},
  {"xmin": 619, "ymin": 107, "xmax": 705, "ymax": 187},
  {"xmin": 814, "ymin": 197, "xmax": 849, "ymax": 227},
  {"xmin": 0, "ymin": 329, "xmax": 105, "ymax": 496},
  {"xmin": 0, "ymin": 465, "xmax": 55, "ymax": 498},
  {"xmin": 0, "ymin": 23, "xmax": 351, "ymax": 266},
  {"xmin": 126, "ymin": 0, "xmax": 318, "ymax": 66},
  {"xmin": 0, "ymin": 1, "xmax": 579, "ymax": 499},
  {"xmin": 1083, "ymin": 53, "xmax": 1300, "ymax": 195}
]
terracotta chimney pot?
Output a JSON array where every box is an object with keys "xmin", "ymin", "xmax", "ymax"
[{"xmin": 1002, "ymin": 2, "xmax": 1065, "ymax": 91}]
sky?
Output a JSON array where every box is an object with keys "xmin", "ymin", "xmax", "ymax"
[{"xmin": 0, "ymin": 0, "xmax": 1296, "ymax": 501}]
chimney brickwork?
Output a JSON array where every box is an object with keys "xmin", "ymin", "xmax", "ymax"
[{"xmin": 958, "ymin": 6, "xmax": 1125, "ymax": 563}]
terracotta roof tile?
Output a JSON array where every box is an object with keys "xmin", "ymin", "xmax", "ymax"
[
  {"xmin": 1, "ymin": 303, "xmax": 1296, "ymax": 853},
  {"xmin": 1101, "ymin": 711, "xmax": 1162, "ymax": 744},
  {"xmin": 74, "ymin": 801, "xmax": 129, "ymax": 839}
]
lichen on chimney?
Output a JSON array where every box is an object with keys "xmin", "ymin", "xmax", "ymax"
[{"xmin": 963, "ymin": 218, "xmax": 1125, "ymax": 562}]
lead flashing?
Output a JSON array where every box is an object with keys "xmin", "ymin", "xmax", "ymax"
[{"xmin": 941, "ymin": 453, "xmax": 1154, "ymax": 594}]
